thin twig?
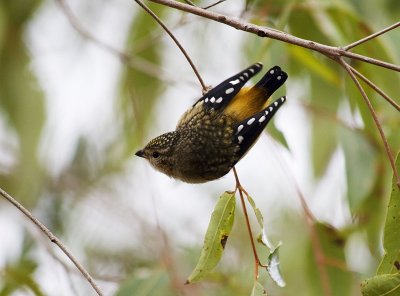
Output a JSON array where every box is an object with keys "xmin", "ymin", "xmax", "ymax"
[
  {"xmin": 56, "ymin": 0, "xmax": 128, "ymax": 61},
  {"xmin": 202, "ymin": 0, "xmax": 227, "ymax": 10},
  {"xmin": 266, "ymin": 136, "xmax": 333, "ymax": 296},
  {"xmin": 0, "ymin": 187, "xmax": 104, "ymax": 296},
  {"xmin": 339, "ymin": 58, "xmax": 400, "ymax": 189},
  {"xmin": 232, "ymin": 167, "xmax": 265, "ymax": 279},
  {"xmin": 347, "ymin": 65, "xmax": 400, "ymax": 112},
  {"xmin": 134, "ymin": 0, "xmax": 208, "ymax": 92},
  {"xmin": 57, "ymin": 0, "xmax": 198, "ymax": 87},
  {"xmin": 343, "ymin": 21, "xmax": 400, "ymax": 51},
  {"xmin": 149, "ymin": 0, "xmax": 400, "ymax": 72}
]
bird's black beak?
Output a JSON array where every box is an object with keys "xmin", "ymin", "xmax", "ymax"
[{"xmin": 135, "ymin": 150, "xmax": 145, "ymax": 158}]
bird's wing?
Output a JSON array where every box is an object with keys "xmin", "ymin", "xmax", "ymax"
[
  {"xmin": 232, "ymin": 96, "xmax": 286, "ymax": 162},
  {"xmin": 177, "ymin": 63, "xmax": 264, "ymax": 128},
  {"xmin": 193, "ymin": 63, "xmax": 264, "ymax": 111}
]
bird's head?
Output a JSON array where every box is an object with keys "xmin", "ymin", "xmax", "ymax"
[{"xmin": 135, "ymin": 131, "xmax": 180, "ymax": 177}]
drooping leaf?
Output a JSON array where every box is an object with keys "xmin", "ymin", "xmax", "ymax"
[
  {"xmin": 250, "ymin": 280, "xmax": 267, "ymax": 296},
  {"xmin": 246, "ymin": 194, "xmax": 264, "ymax": 230},
  {"xmin": 266, "ymin": 244, "xmax": 286, "ymax": 287},
  {"xmin": 377, "ymin": 152, "xmax": 400, "ymax": 275},
  {"xmin": 186, "ymin": 191, "xmax": 236, "ymax": 283}
]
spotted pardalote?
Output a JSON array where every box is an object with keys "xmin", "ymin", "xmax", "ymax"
[{"xmin": 135, "ymin": 63, "xmax": 288, "ymax": 183}]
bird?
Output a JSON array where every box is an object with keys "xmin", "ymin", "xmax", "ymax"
[{"xmin": 135, "ymin": 63, "xmax": 288, "ymax": 183}]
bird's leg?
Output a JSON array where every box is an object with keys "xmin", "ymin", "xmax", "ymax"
[{"xmin": 233, "ymin": 167, "xmax": 266, "ymax": 280}]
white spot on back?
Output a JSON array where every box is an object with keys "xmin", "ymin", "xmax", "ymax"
[
  {"xmin": 225, "ymin": 88, "xmax": 234, "ymax": 94},
  {"xmin": 244, "ymin": 72, "xmax": 249, "ymax": 77},
  {"xmin": 255, "ymin": 63, "xmax": 262, "ymax": 68},
  {"xmin": 216, "ymin": 97, "xmax": 223, "ymax": 103},
  {"xmin": 274, "ymin": 101, "xmax": 278, "ymax": 106},
  {"xmin": 269, "ymin": 107, "xmax": 273, "ymax": 112},
  {"xmin": 259, "ymin": 115, "xmax": 266, "ymax": 123},
  {"xmin": 270, "ymin": 70, "xmax": 275, "ymax": 74},
  {"xmin": 281, "ymin": 97, "xmax": 285, "ymax": 102},
  {"xmin": 229, "ymin": 79, "xmax": 240, "ymax": 85},
  {"xmin": 247, "ymin": 118, "xmax": 255, "ymax": 125},
  {"xmin": 238, "ymin": 136, "xmax": 244, "ymax": 144},
  {"xmin": 265, "ymin": 111, "xmax": 269, "ymax": 115},
  {"xmin": 205, "ymin": 98, "xmax": 209, "ymax": 103},
  {"xmin": 210, "ymin": 97, "xmax": 216, "ymax": 103},
  {"xmin": 277, "ymin": 76, "xmax": 282, "ymax": 80},
  {"xmin": 249, "ymin": 68, "xmax": 255, "ymax": 73},
  {"xmin": 239, "ymin": 76, "xmax": 244, "ymax": 80},
  {"xmin": 237, "ymin": 124, "xmax": 244, "ymax": 133}
]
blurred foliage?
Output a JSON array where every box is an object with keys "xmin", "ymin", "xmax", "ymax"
[{"xmin": 0, "ymin": 0, "xmax": 399, "ymax": 295}]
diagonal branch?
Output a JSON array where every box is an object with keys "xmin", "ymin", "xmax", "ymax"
[
  {"xmin": 134, "ymin": 0, "xmax": 208, "ymax": 92},
  {"xmin": 0, "ymin": 187, "xmax": 104, "ymax": 296},
  {"xmin": 347, "ymin": 65, "xmax": 400, "ymax": 112},
  {"xmin": 339, "ymin": 58, "xmax": 400, "ymax": 189},
  {"xmin": 148, "ymin": 0, "xmax": 400, "ymax": 72},
  {"xmin": 343, "ymin": 21, "xmax": 400, "ymax": 51}
]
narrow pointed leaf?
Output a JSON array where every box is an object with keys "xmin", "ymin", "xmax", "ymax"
[
  {"xmin": 246, "ymin": 194, "xmax": 264, "ymax": 229},
  {"xmin": 377, "ymin": 152, "xmax": 400, "ymax": 275},
  {"xmin": 266, "ymin": 244, "xmax": 286, "ymax": 287},
  {"xmin": 186, "ymin": 191, "xmax": 236, "ymax": 283}
]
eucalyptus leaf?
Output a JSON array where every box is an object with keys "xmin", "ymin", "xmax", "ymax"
[
  {"xmin": 186, "ymin": 191, "xmax": 236, "ymax": 283},
  {"xmin": 377, "ymin": 152, "xmax": 400, "ymax": 275},
  {"xmin": 266, "ymin": 244, "xmax": 286, "ymax": 287}
]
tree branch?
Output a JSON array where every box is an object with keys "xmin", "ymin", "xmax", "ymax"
[
  {"xmin": 343, "ymin": 21, "xmax": 400, "ymax": 51},
  {"xmin": 339, "ymin": 58, "xmax": 400, "ymax": 189},
  {"xmin": 134, "ymin": 0, "xmax": 208, "ymax": 92},
  {"xmin": 148, "ymin": 0, "xmax": 400, "ymax": 72},
  {"xmin": 347, "ymin": 65, "xmax": 400, "ymax": 112},
  {"xmin": 0, "ymin": 187, "xmax": 104, "ymax": 296}
]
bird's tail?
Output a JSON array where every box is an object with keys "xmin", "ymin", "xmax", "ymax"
[{"xmin": 254, "ymin": 65, "xmax": 288, "ymax": 99}]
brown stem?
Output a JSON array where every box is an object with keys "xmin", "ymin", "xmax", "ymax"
[
  {"xmin": 202, "ymin": 0, "xmax": 227, "ymax": 9},
  {"xmin": 339, "ymin": 58, "xmax": 400, "ymax": 189},
  {"xmin": 343, "ymin": 21, "xmax": 400, "ymax": 51},
  {"xmin": 134, "ymin": 0, "xmax": 207, "ymax": 92},
  {"xmin": 149, "ymin": 0, "xmax": 400, "ymax": 72},
  {"xmin": 347, "ymin": 65, "xmax": 400, "ymax": 112},
  {"xmin": 232, "ymin": 167, "xmax": 263, "ymax": 279},
  {"xmin": 0, "ymin": 187, "xmax": 104, "ymax": 296}
]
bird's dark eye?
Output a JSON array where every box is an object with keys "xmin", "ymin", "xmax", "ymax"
[{"xmin": 152, "ymin": 151, "xmax": 160, "ymax": 158}]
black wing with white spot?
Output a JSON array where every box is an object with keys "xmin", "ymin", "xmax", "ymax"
[
  {"xmin": 193, "ymin": 63, "xmax": 263, "ymax": 111},
  {"xmin": 255, "ymin": 66, "xmax": 288, "ymax": 97},
  {"xmin": 233, "ymin": 96, "xmax": 286, "ymax": 161}
]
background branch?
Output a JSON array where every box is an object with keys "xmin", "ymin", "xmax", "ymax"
[
  {"xmin": 134, "ymin": 0, "xmax": 208, "ymax": 92},
  {"xmin": 149, "ymin": 0, "xmax": 400, "ymax": 71},
  {"xmin": 0, "ymin": 187, "xmax": 104, "ymax": 296}
]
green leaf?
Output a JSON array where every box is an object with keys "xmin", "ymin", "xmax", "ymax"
[
  {"xmin": 266, "ymin": 244, "xmax": 286, "ymax": 287},
  {"xmin": 251, "ymin": 280, "xmax": 267, "ymax": 296},
  {"xmin": 186, "ymin": 191, "xmax": 236, "ymax": 283},
  {"xmin": 361, "ymin": 273, "xmax": 400, "ymax": 296},
  {"xmin": 246, "ymin": 194, "xmax": 264, "ymax": 230},
  {"xmin": 377, "ymin": 153, "xmax": 400, "ymax": 275}
]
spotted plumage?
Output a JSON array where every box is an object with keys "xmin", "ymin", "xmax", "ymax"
[{"xmin": 135, "ymin": 63, "xmax": 288, "ymax": 183}]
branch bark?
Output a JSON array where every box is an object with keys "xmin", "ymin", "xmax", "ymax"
[
  {"xmin": 0, "ymin": 187, "xmax": 104, "ymax": 296},
  {"xmin": 148, "ymin": 0, "xmax": 400, "ymax": 72}
]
